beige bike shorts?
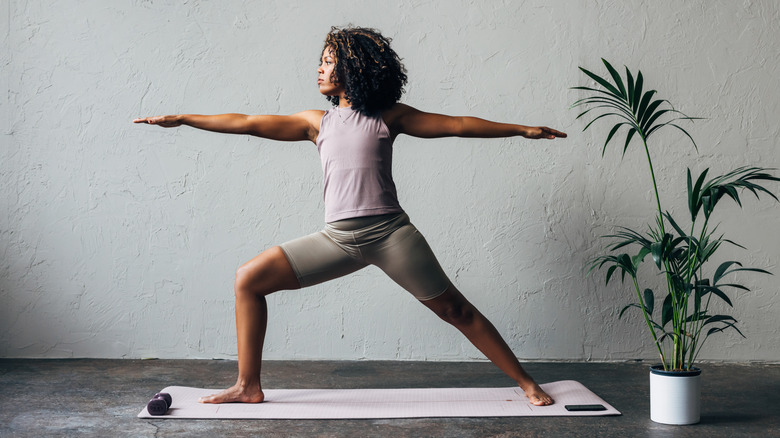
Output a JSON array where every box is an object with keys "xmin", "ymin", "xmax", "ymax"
[{"xmin": 279, "ymin": 212, "xmax": 451, "ymax": 301}]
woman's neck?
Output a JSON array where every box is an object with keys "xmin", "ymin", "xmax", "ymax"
[{"xmin": 337, "ymin": 92, "xmax": 351, "ymax": 108}]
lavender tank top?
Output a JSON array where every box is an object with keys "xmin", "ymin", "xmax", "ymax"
[{"xmin": 316, "ymin": 107, "xmax": 403, "ymax": 223}]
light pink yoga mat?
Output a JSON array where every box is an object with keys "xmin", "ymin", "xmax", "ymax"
[{"xmin": 137, "ymin": 380, "xmax": 620, "ymax": 419}]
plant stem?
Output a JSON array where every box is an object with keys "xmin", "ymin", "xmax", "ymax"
[
  {"xmin": 642, "ymin": 136, "xmax": 665, "ymax": 235},
  {"xmin": 678, "ymin": 283, "xmax": 688, "ymax": 369},
  {"xmin": 688, "ymin": 219, "xmax": 712, "ymax": 368},
  {"xmin": 640, "ymin": 134, "xmax": 679, "ymax": 369}
]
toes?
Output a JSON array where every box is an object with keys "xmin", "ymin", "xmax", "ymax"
[
  {"xmin": 527, "ymin": 393, "xmax": 554, "ymax": 406},
  {"xmin": 198, "ymin": 392, "xmax": 236, "ymax": 404}
]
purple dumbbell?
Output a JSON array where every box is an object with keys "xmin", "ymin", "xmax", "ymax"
[{"xmin": 147, "ymin": 392, "xmax": 172, "ymax": 416}]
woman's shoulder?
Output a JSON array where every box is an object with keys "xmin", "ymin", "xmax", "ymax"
[
  {"xmin": 297, "ymin": 109, "xmax": 327, "ymax": 120},
  {"xmin": 294, "ymin": 109, "xmax": 327, "ymax": 128},
  {"xmin": 381, "ymin": 103, "xmax": 417, "ymax": 129}
]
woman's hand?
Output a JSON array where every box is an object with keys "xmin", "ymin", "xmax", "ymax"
[
  {"xmin": 521, "ymin": 126, "xmax": 567, "ymax": 140},
  {"xmin": 133, "ymin": 115, "xmax": 184, "ymax": 127}
]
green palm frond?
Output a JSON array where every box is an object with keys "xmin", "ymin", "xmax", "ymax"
[
  {"xmin": 687, "ymin": 166, "xmax": 780, "ymax": 221},
  {"xmin": 572, "ymin": 59, "xmax": 702, "ymax": 156}
]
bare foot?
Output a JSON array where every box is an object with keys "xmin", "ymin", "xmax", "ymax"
[
  {"xmin": 523, "ymin": 383, "xmax": 554, "ymax": 406},
  {"xmin": 198, "ymin": 383, "xmax": 265, "ymax": 404}
]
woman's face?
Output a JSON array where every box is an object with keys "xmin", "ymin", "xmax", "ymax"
[{"xmin": 317, "ymin": 48, "xmax": 344, "ymax": 97}]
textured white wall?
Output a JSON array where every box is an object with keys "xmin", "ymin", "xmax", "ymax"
[{"xmin": 2, "ymin": 1, "xmax": 779, "ymax": 361}]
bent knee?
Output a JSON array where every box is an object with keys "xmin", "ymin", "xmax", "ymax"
[
  {"xmin": 234, "ymin": 264, "xmax": 257, "ymax": 294},
  {"xmin": 436, "ymin": 302, "xmax": 475, "ymax": 326},
  {"xmin": 234, "ymin": 247, "xmax": 299, "ymax": 297}
]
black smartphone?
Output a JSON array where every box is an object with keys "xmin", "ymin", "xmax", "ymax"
[{"xmin": 564, "ymin": 404, "xmax": 607, "ymax": 411}]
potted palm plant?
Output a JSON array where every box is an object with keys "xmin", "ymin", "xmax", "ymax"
[{"xmin": 573, "ymin": 59, "xmax": 779, "ymax": 425}]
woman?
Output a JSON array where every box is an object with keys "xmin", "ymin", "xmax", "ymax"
[{"xmin": 134, "ymin": 26, "xmax": 566, "ymax": 406}]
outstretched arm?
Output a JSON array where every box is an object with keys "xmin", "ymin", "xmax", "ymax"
[
  {"xmin": 384, "ymin": 103, "xmax": 566, "ymax": 140},
  {"xmin": 133, "ymin": 111, "xmax": 324, "ymax": 143}
]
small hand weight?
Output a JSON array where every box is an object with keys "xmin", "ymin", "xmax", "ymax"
[
  {"xmin": 146, "ymin": 392, "xmax": 172, "ymax": 416},
  {"xmin": 154, "ymin": 392, "xmax": 172, "ymax": 408}
]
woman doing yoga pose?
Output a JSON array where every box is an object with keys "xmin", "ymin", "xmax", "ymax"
[{"xmin": 134, "ymin": 26, "xmax": 567, "ymax": 406}]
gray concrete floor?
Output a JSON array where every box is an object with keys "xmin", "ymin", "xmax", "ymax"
[{"xmin": 0, "ymin": 359, "xmax": 777, "ymax": 437}]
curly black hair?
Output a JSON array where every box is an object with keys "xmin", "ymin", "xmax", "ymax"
[{"xmin": 323, "ymin": 26, "xmax": 408, "ymax": 115}]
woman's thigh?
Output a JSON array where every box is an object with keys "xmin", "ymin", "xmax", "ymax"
[
  {"xmin": 366, "ymin": 223, "xmax": 451, "ymax": 301},
  {"xmin": 279, "ymin": 231, "xmax": 367, "ymax": 288}
]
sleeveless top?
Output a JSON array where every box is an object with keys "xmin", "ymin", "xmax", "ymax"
[{"xmin": 316, "ymin": 106, "xmax": 403, "ymax": 223}]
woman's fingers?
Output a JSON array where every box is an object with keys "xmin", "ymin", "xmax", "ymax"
[
  {"xmin": 525, "ymin": 126, "xmax": 567, "ymax": 139},
  {"xmin": 132, "ymin": 115, "xmax": 181, "ymax": 127},
  {"xmin": 540, "ymin": 126, "xmax": 567, "ymax": 139},
  {"xmin": 133, "ymin": 116, "xmax": 162, "ymax": 124}
]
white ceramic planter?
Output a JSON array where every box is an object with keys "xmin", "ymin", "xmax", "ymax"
[{"xmin": 649, "ymin": 365, "xmax": 701, "ymax": 425}]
